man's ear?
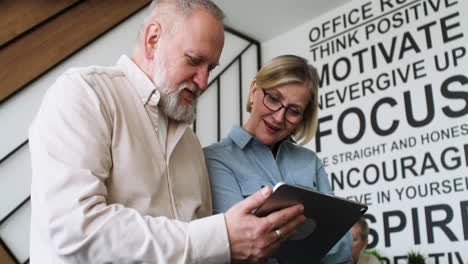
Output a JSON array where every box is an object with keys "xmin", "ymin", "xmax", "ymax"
[
  {"xmin": 144, "ymin": 22, "xmax": 162, "ymax": 59},
  {"xmin": 363, "ymin": 238, "xmax": 369, "ymax": 250}
]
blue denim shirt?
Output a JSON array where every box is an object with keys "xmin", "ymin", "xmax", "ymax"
[{"xmin": 204, "ymin": 125, "xmax": 352, "ymax": 264}]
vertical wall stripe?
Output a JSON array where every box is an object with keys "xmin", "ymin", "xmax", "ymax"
[
  {"xmin": 238, "ymin": 56, "xmax": 243, "ymax": 125},
  {"xmin": 217, "ymin": 79, "xmax": 221, "ymax": 141},
  {"xmin": 256, "ymin": 44, "xmax": 262, "ymax": 71}
]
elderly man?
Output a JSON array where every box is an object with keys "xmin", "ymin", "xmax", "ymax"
[
  {"xmin": 28, "ymin": 0, "xmax": 305, "ymax": 263},
  {"xmin": 348, "ymin": 218, "xmax": 380, "ymax": 264}
]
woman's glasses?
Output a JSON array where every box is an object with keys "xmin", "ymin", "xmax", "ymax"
[{"xmin": 261, "ymin": 89, "xmax": 304, "ymax": 124}]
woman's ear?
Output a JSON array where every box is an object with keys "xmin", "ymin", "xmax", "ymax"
[
  {"xmin": 249, "ymin": 79, "xmax": 258, "ymax": 103},
  {"xmin": 144, "ymin": 22, "xmax": 162, "ymax": 60}
]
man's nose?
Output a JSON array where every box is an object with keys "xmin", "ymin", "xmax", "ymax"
[{"xmin": 193, "ymin": 67, "xmax": 209, "ymax": 91}]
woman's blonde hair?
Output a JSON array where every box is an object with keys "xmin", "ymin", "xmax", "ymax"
[{"xmin": 246, "ymin": 55, "xmax": 319, "ymax": 145}]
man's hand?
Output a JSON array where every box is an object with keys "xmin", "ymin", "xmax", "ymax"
[{"xmin": 224, "ymin": 186, "xmax": 306, "ymax": 263}]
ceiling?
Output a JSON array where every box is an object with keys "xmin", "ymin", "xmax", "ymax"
[{"xmin": 212, "ymin": 0, "xmax": 351, "ymax": 42}]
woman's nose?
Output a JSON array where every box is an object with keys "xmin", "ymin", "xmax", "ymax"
[{"xmin": 271, "ymin": 107, "xmax": 287, "ymax": 123}]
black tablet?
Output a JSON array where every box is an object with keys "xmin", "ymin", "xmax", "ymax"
[{"xmin": 255, "ymin": 182, "xmax": 368, "ymax": 260}]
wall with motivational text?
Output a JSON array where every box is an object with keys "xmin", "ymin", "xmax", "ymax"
[{"xmin": 263, "ymin": 0, "xmax": 467, "ymax": 262}]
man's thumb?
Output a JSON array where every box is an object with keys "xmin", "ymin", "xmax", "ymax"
[{"xmin": 238, "ymin": 185, "xmax": 272, "ymax": 213}]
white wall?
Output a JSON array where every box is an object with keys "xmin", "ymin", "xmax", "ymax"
[
  {"xmin": 0, "ymin": 6, "xmax": 259, "ymax": 262},
  {"xmin": 263, "ymin": 0, "xmax": 468, "ymax": 262},
  {"xmin": 197, "ymin": 42, "xmax": 258, "ymax": 147}
]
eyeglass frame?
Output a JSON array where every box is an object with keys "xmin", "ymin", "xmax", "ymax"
[{"xmin": 260, "ymin": 88, "xmax": 306, "ymax": 124}]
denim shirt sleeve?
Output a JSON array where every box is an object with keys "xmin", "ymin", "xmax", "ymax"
[
  {"xmin": 204, "ymin": 145, "xmax": 244, "ymax": 214},
  {"xmin": 316, "ymin": 158, "xmax": 334, "ymax": 195}
]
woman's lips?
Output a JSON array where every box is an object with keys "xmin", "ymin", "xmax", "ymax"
[{"xmin": 263, "ymin": 120, "xmax": 280, "ymax": 134}]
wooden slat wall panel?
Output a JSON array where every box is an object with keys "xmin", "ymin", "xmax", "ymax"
[
  {"xmin": 0, "ymin": 0, "xmax": 151, "ymax": 103},
  {"xmin": 0, "ymin": 243, "xmax": 16, "ymax": 264},
  {"xmin": 0, "ymin": 0, "xmax": 82, "ymax": 47}
]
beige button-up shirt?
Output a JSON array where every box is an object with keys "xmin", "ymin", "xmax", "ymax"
[
  {"xmin": 357, "ymin": 252, "xmax": 381, "ymax": 264},
  {"xmin": 29, "ymin": 55, "xmax": 230, "ymax": 263}
]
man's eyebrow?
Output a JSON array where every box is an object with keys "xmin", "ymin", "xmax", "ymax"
[
  {"xmin": 209, "ymin": 61, "xmax": 220, "ymax": 70},
  {"xmin": 186, "ymin": 51, "xmax": 205, "ymax": 60},
  {"xmin": 186, "ymin": 51, "xmax": 219, "ymax": 68}
]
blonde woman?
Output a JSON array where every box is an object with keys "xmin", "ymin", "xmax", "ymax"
[{"xmin": 204, "ymin": 55, "xmax": 352, "ymax": 263}]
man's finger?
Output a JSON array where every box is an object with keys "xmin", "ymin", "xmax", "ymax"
[
  {"xmin": 274, "ymin": 214, "xmax": 306, "ymax": 241},
  {"xmin": 265, "ymin": 204, "xmax": 304, "ymax": 230}
]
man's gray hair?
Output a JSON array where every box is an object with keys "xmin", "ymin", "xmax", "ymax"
[
  {"xmin": 136, "ymin": 0, "xmax": 224, "ymax": 43},
  {"xmin": 355, "ymin": 217, "xmax": 369, "ymax": 240},
  {"xmin": 148, "ymin": 0, "xmax": 225, "ymax": 21}
]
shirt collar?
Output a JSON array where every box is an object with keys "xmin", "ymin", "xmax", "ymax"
[
  {"xmin": 117, "ymin": 55, "xmax": 159, "ymax": 106},
  {"xmin": 227, "ymin": 124, "xmax": 296, "ymax": 149},
  {"xmin": 228, "ymin": 125, "xmax": 254, "ymax": 149}
]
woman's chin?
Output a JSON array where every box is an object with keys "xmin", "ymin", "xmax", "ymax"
[{"xmin": 256, "ymin": 133, "xmax": 279, "ymax": 147}]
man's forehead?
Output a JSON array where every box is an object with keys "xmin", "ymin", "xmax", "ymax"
[{"xmin": 179, "ymin": 13, "xmax": 223, "ymax": 55}]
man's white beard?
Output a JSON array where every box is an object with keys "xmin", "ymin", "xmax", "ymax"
[
  {"xmin": 152, "ymin": 63, "xmax": 200, "ymax": 123},
  {"xmin": 158, "ymin": 84, "xmax": 197, "ymax": 123}
]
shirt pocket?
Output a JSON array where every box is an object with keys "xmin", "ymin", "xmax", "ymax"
[
  {"xmin": 289, "ymin": 164, "xmax": 318, "ymax": 190},
  {"xmin": 238, "ymin": 179, "xmax": 266, "ymax": 198}
]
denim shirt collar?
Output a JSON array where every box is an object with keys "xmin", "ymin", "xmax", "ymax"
[
  {"xmin": 228, "ymin": 125, "xmax": 296, "ymax": 150},
  {"xmin": 228, "ymin": 125, "xmax": 254, "ymax": 149}
]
